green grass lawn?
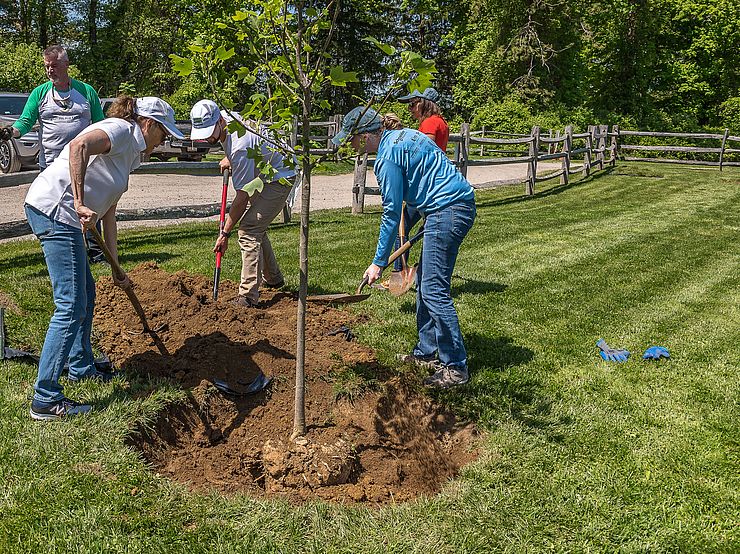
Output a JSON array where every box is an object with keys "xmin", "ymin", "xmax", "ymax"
[{"xmin": 0, "ymin": 163, "xmax": 737, "ymax": 552}]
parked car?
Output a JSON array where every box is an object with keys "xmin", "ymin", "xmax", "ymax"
[{"xmin": 0, "ymin": 92, "xmax": 40, "ymax": 173}]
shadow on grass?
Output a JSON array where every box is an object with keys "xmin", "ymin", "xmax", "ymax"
[
  {"xmin": 452, "ymin": 275, "xmax": 508, "ymax": 296},
  {"xmin": 118, "ymin": 251, "xmax": 180, "ymax": 266},
  {"xmin": 475, "ymin": 168, "xmax": 614, "ymax": 209},
  {"xmin": 435, "ymin": 332, "xmax": 568, "ymax": 438}
]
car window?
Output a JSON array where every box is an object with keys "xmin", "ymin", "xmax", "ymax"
[{"xmin": 0, "ymin": 96, "xmax": 27, "ymax": 116}]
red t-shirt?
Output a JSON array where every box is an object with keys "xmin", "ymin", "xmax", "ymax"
[{"xmin": 419, "ymin": 114, "xmax": 449, "ymax": 151}]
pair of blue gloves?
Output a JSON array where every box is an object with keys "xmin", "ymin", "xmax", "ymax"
[{"xmin": 596, "ymin": 339, "xmax": 670, "ymax": 363}]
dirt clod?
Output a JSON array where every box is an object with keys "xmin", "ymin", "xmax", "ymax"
[{"xmin": 94, "ymin": 263, "xmax": 478, "ymax": 504}]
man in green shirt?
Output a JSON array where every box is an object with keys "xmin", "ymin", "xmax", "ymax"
[
  {"xmin": 0, "ymin": 45, "xmax": 106, "ymax": 261},
  {"xmin": 2, "ymin": 45, "xmax": 105, "ymax": 168}
]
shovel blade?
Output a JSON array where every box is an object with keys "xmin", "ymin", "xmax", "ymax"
[{"xmin": 388, "ymin": 265, "xmax": 417, "ymax": 297}]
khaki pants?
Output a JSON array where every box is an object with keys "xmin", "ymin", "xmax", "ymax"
[{"xmin": 237, "ymin": 181, "xmax": 292, "ymax": 302}]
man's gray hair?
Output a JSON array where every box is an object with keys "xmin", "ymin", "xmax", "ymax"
[{"xmin": 43, "ymin": 45, "xmax": 69, "ymax": 62}]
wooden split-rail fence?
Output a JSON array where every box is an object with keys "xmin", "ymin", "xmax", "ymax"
[{"xmin": 1, "ymin": 120, "xmax": 737, "ymax": 238}]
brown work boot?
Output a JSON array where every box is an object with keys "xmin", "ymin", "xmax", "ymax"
[{"xmin": 232, "ymin": 296, "xmax": 257, "ymax": 308}]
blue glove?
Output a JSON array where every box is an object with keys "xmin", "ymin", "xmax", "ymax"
[
  {"xmin": 643, "ymin": 346, "xmax": 670, "ymax": 360},
  {"xmin": 596, "ymin": 339, "xmax": 630, "ymax": 362}
]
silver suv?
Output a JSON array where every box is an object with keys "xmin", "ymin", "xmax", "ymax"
[{"xmin": 0, "ymin": 92, "xmax": 40, "ymax": 173}]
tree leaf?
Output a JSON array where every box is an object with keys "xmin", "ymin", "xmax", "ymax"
[
  {"xmin": 232, "ymin": 10, "xmax": 247, "ymax": 21},
  {"xmin": 362, "ymin": 36, "xmax": 396, "ymax": 56},
  {"xmin": 169, "ymin": 55, "xmax": 193, "ymax": 77},
  {"xmin": 329, "ymin": 66, "xmax": 358, "ymax": 87},
  {"xmin": 216, "ymin": 46, "xmax": 236, "ymax": 61}
]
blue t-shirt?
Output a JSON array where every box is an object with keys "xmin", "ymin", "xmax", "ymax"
[{"xmin": 372, "ymin": 128, "xmax": 475, "ymax": 266}]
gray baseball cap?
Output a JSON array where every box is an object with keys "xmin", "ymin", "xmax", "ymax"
[
  {"xmin": 398, "ymin": 87, "xmax": 441, "ymax": 104},
  {"xmin": 331, "ymin": 106, "xmax": 382, "ymax": 146}
]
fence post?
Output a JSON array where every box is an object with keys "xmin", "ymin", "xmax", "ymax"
[
  {"xmin": 460, "ymin": 122, "xmax": 470, "ymax": 178},
  {"xmin": 526, "ymin": 126, "xmax": 540, "ymax": 196},
  {"xmin": 598, "ymin": 125, "xmax": 607, "ymax": 170},
  {"xmin": 351, "ymin": 153, "xmax": 368, "ymax": 215},
  {"xmin": 561, "ymin": 125, "xmax": 572, "ymax": 185},
  {"xmin": 584, "ymin": 125, "xmax": 594, "ymax": 177},
  {"xmin": 610, "ymin": 125, "xmax": 620, "ymax": 165},
  {"xmin": 548, "ymin": 129, "xmax": 554, "ymax": 154},
  {"xmin": 719, "ymin": 128, "xmax": 730, "ymax": 171},
  {"xmin": 480, "ymin": 125, "xmax": 485, "ymax": 156}
]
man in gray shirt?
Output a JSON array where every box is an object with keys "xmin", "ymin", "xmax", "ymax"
[{"xmin": 0, "ymin": 45, "xmax": 107, "ymax": 261}]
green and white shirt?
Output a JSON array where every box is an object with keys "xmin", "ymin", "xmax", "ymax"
[{"xmin": 12, "ymin": 79, "xmax": 104, "ymax": 168}]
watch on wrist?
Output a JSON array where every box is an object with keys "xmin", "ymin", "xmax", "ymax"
[{"xmin": 220, "ymin": 230, "xmax": 231, "ymax": 238}]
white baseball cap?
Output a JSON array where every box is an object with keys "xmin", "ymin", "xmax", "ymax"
[
  {"xmin": 134, "ymin": 97, "xmax": 184, "ymax": 139},
  {"xmin": 189, "ymin": 99, "xmax": 222, "ymax": 140}
]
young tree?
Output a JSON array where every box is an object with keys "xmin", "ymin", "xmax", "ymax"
[{"xmin": 171, "ymin": 0, "xmax": 434, "ymax": 439}]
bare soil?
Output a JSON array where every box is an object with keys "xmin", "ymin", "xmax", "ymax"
[{"xmin": 93, "ymin": 263, "xmax": 478, "ymax": 504}]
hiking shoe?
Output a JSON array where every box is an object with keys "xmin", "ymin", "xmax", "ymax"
[
  {"xmin": 232, "ymin": 296, "xmax": 257, "ymax": 308},
  {"xmin": 423, "ymin": 366, "xmax": 469, "ymax": 389},
  {"xmin": 67, "ymin": 369, "xmax": 118, "ymax": 383},
  {"xmin": 30, "ymin": 398, "xmax": 93, "ymax": 421},
  {"xmin": 396, "ymin": 353, "xmax": 438, "ymax": 370},
  {"xmin": 262, "ymin": 279, "xmax": 285, "ymax": 290}
]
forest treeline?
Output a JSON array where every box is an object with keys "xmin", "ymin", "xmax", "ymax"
[{"xmin": 1, "ymin": 0, "xmax": 738, "ymax": 131}]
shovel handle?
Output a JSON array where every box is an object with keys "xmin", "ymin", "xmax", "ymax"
[
  {"xmin": 213, "ymin": 168, "xmax": 230, "ymax": 300},
  {"xmin": 88, "ymin": 226, "xmax": 151, "ymax": 332}
]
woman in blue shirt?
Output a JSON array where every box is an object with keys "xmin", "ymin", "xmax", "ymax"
[{"xmin": 333, "ymin": 107, "xmax": 476, "ymax": 388}]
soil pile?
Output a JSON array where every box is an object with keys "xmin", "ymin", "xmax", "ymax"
[{"xmin": 94, "ymin": 263, "xmax": 477, "ymax": 504}]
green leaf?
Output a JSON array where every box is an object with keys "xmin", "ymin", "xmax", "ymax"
[
  {"xmin": 306, "ymin": 7, "xmax": 318, "ymax": 17},
  {"xmin": 329, "ymin": 66, "xmax": 359, "ymax": 87},
  {"xmin": 362, "ymin": 36, "xmax": 396, "ymax": 56},
  {"xmin": 187, "ymin": 44, "xmax": 207, "ymax": 54},
  {"xmin": 241, "ymin": 177, "xmax": 264, "ymax": 196},
  {"xmin": 232, "ymin": 10, "xmax": 247, "ymax": 21},
  {"xmin": 215, "ymin": 22, "xmax": 228, "ymax": 29},
  {"xmin": 216, "ymin": 46, "xmax": 236, "ymax": 61},
  {"xmin": 169, "ymin": 55, "xmax": 193, "ymax": 77}
]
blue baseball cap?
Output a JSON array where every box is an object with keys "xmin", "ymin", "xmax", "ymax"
[
  {"xmin": 332, "ymin": 106, "xmax": 382, "ymax": 145},
  {"xmin": 398, "ymin": 87, "xmax": 441, "ymax": 104}
]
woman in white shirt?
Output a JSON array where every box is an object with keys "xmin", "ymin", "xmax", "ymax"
[{"xmin": 24, "ymin": 96, "xmax": 183, "ymax": 421}]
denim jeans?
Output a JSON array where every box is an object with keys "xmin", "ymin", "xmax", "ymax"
[
  {"xmin": 413, "ymin": 200, "xmax": 476, "ymax": 370},
  {"xmin": 25, "ymin": 204, "xmax": 96, "ymax": 404},
  {"xmin": 392, "ymin": 205, "xmax": 423, "ymax": 272}
]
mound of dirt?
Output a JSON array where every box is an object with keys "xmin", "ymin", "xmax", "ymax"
[{"xmin": 94, "ymin": 263, "xmax": 477, "ymax": 504}]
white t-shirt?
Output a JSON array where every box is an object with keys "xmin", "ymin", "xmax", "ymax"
[
  {"xmin": 25, "ymin": 118, "xmax": 146, "ymax": 229},
  {"xmin": 221, "ymin": 111, "xmax": 296, "ymax": 192}
]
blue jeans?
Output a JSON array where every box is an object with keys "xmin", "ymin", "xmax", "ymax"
[
  {"xmin": 25, "ymin": 204, "xmax": 97, "ymax": 404},
  {"xmin": 413, "ymin": 200, "xmax": 476, "ymax": 370},
  {"xmin": 392, "ymin": 205, "xmax": 423, "ymax": 271}
]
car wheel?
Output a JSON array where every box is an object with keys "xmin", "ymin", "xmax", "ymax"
[{"xmin": 0, "ymin": 140, "xmax": 22, "ymax": 173}]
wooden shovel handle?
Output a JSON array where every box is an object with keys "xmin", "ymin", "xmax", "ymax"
[{"xmin": 88, "ymin": 226, "xmax": 151, "ymax": 332}]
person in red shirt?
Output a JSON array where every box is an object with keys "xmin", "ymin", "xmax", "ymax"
[
  {"xmin": 398, "ymin": 87, "xmax": 449, "ymax": 151},
  {"xmin": 385, "ymin": 88, "xmax": 450, "ymax": 283}
]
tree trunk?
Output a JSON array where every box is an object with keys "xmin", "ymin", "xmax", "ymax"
[
  {"xmin": 292, "ymin": 102, "xmax": 312, "ymax": 440},
  {"xmin": 38, "ymin": 0, "xmax": 49, "ymax": 47},
  {"xmin": 88, "ymin": 0, "xmax": 98, "ymax": 46}
]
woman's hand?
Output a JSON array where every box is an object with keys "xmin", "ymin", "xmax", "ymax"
[
  {"xmin": 112, "ymin": 272, "xmax": 132, "ymax": 290},
  {"xmin": 363, "ymin": 263, "xmax": 383, "ymax": 285},
  {"xmin": 219, "ymin": 157, "xmax": 231, "ymax": 172},
  {"xmin": 214, "ymin": 234, "xmax": 229, "ymax": 255},
  {"xmin": 76, "ymin": 204, "xmax": 97, "ymax": 231}
]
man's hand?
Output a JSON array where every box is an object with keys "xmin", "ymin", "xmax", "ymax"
[
  {"xmin": 363, "ymin": 263, "xmax": 383, "ymax": 285},
  {"xmin": 214, "ymin": 234, "xmax": 229, "ymax": 255},
  {"xmin": 219, "ymin": 157, "xmax": 231, "ymax": 172},
  {"xmin": 75, "ymin": 204, "xmax": 97, "ymax": 231},
  {"xmin": 112, "ymin": 272, "xmax": 132, "ymax": 290},
  {"xmin": 0, "ymin": 125, "xmax": 14, "ymax": 141}
]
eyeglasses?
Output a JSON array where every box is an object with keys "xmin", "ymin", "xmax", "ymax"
[{"xmin": 52, "ymin": 88, "xmax": 72, "ymax": 111}]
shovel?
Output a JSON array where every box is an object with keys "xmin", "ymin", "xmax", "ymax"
[
  {"xmin": 212, "ymin": 370, "xmax": 272, "ymax": 396},
  {"xmin": 387, "ymin": 206, "xmax": 418, "ymax": 297},
  {"xmin": 89, "ymin": 226, "xmax": 170, "ymax": 356},
  {"xmin": 213, "ymin": 168, "xmax": 230, "ymax": 300},
  {"xmin": 307, "ymin": 228, "xmax": 424, "ymax": 304}
]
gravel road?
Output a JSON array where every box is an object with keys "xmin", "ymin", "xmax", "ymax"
[{"xmin": 1, "ymin": 162, "xmax": 552, "ymax": 233}]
